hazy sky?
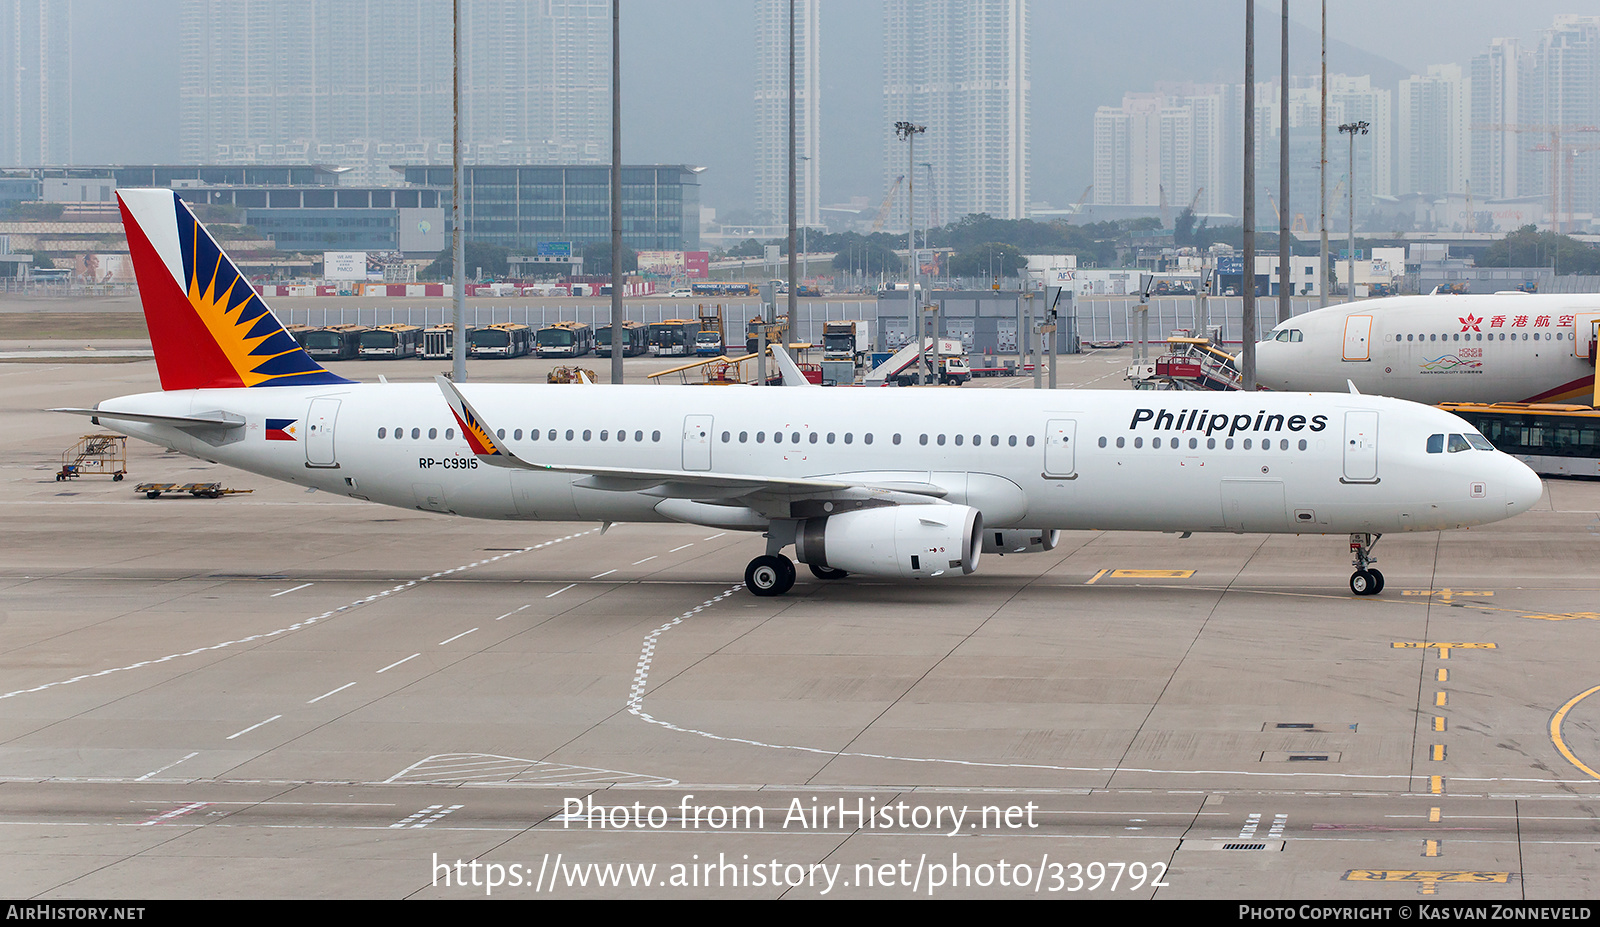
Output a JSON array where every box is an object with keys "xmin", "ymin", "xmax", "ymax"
[{"xmin": 66, "ymin": 1, "xmax": 1593, "ymax": 215}]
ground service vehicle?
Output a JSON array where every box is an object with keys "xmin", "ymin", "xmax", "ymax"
[
  {"xmin": 357, "ymin": 324, "xmax": 422, "ymax": 359},
  {"xmin": 695, "ymin": 330, "xmax": 724, "ymax": 356},
  {"xmin": 823, "ymin": 320, "xmax": 871, "ymax": 364},
  {"xmin": 692, "ymin": 282, "xmax": 758, "ymax": 297},
  {"xmin": 423, "ymin": 324, "xmax": 469, "ymax": 360},
  {"xmin": 597, "ymin": 320, "xmax": 647, "ymax": 357},
  {"xmin": 470, "ymin": 322, "xmax": 533, "ymax": 358},
  {"xmin": 535, "ymin": 321, "xmax": 593, "ymax": 358},
  {"xmin": 302, "ymin": 325, "xmax": 366, "ymax": 361},
  {"xmin": 648, "ymin": 320, "xmax": 699, "ymax": 357}
]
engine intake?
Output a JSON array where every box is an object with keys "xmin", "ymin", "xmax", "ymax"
[{"xmin": 794, "ymin": 504, "xmax": 982, "ymax": 578}]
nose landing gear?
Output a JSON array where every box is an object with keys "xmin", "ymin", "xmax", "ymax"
[{"xmin": 1349, "ymin": 533, "xmax": 1384, "ymax": 595}]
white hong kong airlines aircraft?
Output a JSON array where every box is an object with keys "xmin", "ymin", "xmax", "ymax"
[
  {"xmin": 56, "ymin": 190, "xmax": 1544, "ymax": 598},
  {"xmin": 1257, "ymin": 293, "xmax": 1600, "ymax": 406}
]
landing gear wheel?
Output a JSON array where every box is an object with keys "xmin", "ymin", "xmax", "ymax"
[
  {"xmin": 1350, "ymin": 570, "xmax": 1378, "ymax": 596},
  {"xmin": 745, "ymin": 555, "xmax": 796, "ymax": 597},
  {"xmin": 808, "ymin": 563, "xmax": 848, "ymax": 580},
  {"xmin": 1368, "ymin": 569, "xmax": 1385, "ymax": 594}
]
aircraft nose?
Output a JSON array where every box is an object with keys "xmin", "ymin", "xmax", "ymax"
[
  {"xmin": 1503, "ymin": 456, "xmax": 1543, "ymax": 517},
  {"xmin": 1253, "ymin": 340, "xmax": 1285, "ymax": 387}
]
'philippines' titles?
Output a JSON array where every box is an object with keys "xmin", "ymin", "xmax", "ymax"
[{"xmin": 1129, "ymin": 408, "xmax": 1330, "ymax": 439}]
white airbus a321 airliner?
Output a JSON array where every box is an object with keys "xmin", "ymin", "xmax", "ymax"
[{"xmin": 57, "ymin": 190, "xmax": 1544, "ymax": 598}]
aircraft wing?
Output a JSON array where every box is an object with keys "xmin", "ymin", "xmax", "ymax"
[
  {"xmin": 770, "ymin": 343, "xmax": 817, "ymax": 387},
  {"xmin": 433, "ymin": 375, "xmax": 946, "ymax": 505}
]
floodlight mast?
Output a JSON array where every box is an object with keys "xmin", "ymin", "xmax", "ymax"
[
  {"xmin": 895, "ymin": 121, "xmax": 926, "ymax": 384},
  {"xmin": 1339, "ymin": 120, "xmax": 1370, "ymax": 301}
]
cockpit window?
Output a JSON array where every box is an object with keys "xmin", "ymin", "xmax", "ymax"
[
  {"xmin": 1467, "ymin": 434, "xmax": 1494, "ymax": 451},
  {"xmin": 1271, "ymin": 329, "xmax": 1304, "ymax": 342},
  {"xmin": 1448, "ymin": 433, "xmax": 1472, "ymax": 453},
  {"xmin": 1427, "ymin": 434, "xmax": 1444, "ymax": 454}
]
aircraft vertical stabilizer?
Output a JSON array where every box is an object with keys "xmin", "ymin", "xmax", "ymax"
[{"xmin": 116, "ymin": 188, "xmax": 352, "ymax": 391}]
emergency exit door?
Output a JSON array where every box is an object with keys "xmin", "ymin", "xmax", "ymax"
[{"xmin": 682, "ymin": 415, "xmax": 713, "ymax": 471}]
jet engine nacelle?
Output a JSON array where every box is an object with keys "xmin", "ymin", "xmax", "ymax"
[
  {"xmin": 794, "ymin": 504, "xmax": 983, "ymax": 579},
  {"xmin": 981, "ymin": 528, "xmax": 1061, "ymax": 555}
]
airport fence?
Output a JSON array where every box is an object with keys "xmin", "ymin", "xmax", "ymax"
[{"xmin": 279, "ymin": 301, "xmax": 884, "ymax": 345}]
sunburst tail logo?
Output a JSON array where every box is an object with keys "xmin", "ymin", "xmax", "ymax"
[{"xmin": 117, "ymin": 189, "xmax": 353, "ymax": 391}]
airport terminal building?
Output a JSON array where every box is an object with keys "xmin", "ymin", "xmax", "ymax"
[{"xmin": 3, "ymin": 163, "xmax": 702, "ymax": 259}]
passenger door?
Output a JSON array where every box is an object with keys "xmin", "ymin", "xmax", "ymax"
[
  {"xmin": 1342, "ymin": 314, "xmax": 1373, "ymax": 361},
  {"xmin": 305, "ymin": 398, "xmax": 339, "ymax": 468},
  {"xmin": 1342, "ymin": 410, "xmax": 1379, "ymax": 483}
]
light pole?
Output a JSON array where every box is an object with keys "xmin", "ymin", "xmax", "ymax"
[
  {"xmin": 609, "ymin": 0, "xmax": 624, "ymax": 384},
  {"xmin": 451, "ymin": 0, "xmax": 466, "ymax": 382},
  {"xmin": 895, "ymin": 120, "xmax": 926, "ymax": 384},
  {"xmin": 1318, "ymin": 0, "xmax": 1328, "ymax": 308},
  {"xmin": 1339, "ymin": 120, "xmax": 1369, "ymax": 301}
]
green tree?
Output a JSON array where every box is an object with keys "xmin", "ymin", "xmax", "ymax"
[
  {"xmin": 581, "ymin": 240, "xmax": 638, "ymax": 276},
  {"xmin": 831, "ymin": 236, "xmax": 901, "ymax": 275},
  {"xmin": 949, "ymin": 242, "xmax": 1025, "ymax": 278},
  {"xmin": 423, "ymin": 240, "xmax": 511, "ymax": 280},
  {"xmin": 1479, "ymin": 225, "xmax": 1600, "ymax": 275}
]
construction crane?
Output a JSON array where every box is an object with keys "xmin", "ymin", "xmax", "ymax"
[
  {"xmin": 1071, "ymin": 184, "xmax": 1093, "ymax": 217},
  {"xmin": 1531, "ymin": 139, "xmax": 1600, "ymax": 235},
  {"xmin": 871, "ymin": 175, "xmax": 906, "ymax": 232},
  {"xmin": 1472, "ymin": 123, "xmax": 1600, "ymax": 233}
]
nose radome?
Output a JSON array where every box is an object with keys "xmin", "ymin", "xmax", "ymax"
[{"xmin": 1504, "ymin": 456, "xmax": 1543, "ymax": 517}]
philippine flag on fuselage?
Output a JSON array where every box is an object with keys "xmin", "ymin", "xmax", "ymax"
[{"xmin": 265, "ymin": 418, "xmax": 298, "ymax": 441}]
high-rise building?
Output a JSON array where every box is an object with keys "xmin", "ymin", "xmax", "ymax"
[
  {"xmin": 754, "ymin": 0, "xmax": 819, "ymax": 229},
  {"xmin": 1532, "ymin": 15, "xmax": 1600, "ymax": 229},
  {"xmin": 1092, "ymin": 85, "xmax": 1222, "ymax": 216},
  {"xmin": 1398, "ymin": 65, "xmax": 1469, "ymax": 198},
  {"xmin": 179, "ymin": 0, "xmax": 610, "ymax": 186},
  {"xmin": 1470, "ymin": 37, "xmax": 1536, "ymax": 201},
  {"xmin": 882, "ymin": 0, "xmax": 1029, "ymax": 230},
  {"xmin": 1, "ymin": 0, "xmax": 72, "ymax": 166}
]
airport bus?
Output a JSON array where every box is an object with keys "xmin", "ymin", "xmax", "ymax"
[
  {"xmin": 1438, "ymin": 402, "xmax": 1600, "ymax": 478},
  {"xmin": 691, "ymin": 282, "xmax": 758, "ymax": 297},
  {"xmin": 648, "ymin": 319, "xmax": 700, "ymax": 357},
  {"xmin": 535, "ymin": 320, "xmax": 594, "ymax": 358},
  {"xmin": 469, "ymin": 322, "xmax": 533, "ymax": 358},
  {"xmin": 357, "ymin": 323, "xmax": 422, "ymax": 359},
  {"xmin": 422, "ymin": 324, "xmax": 474, "ymax": 360},
  {"xmin": 297, "ymin": 324, "xmax": 366, "ymax": 361},
  {"xmin": 596, "ymin": 319, "xmax": 648, "ymax": 357}
]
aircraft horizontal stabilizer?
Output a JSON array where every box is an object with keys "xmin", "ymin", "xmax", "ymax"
[{"xmin": 51, "ymin": 407, "xmax": 245, "ymax": 429}]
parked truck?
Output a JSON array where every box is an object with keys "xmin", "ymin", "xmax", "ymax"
[
  {"xmin": 822, "ymin": 320, "xmax": 871, "ymax": 363},
  {"xmin": 865, "ymin": 337, "xmax": 971, "ymax": 387}
]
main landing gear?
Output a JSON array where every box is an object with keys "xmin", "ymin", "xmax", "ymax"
[
  {"xmin": 745, "ymin": 554, "xmax": 796, "ymax": 597},
  {"xmin": 1349, "ymin": 532, "xmax": 1384, "ymax": 596}
]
